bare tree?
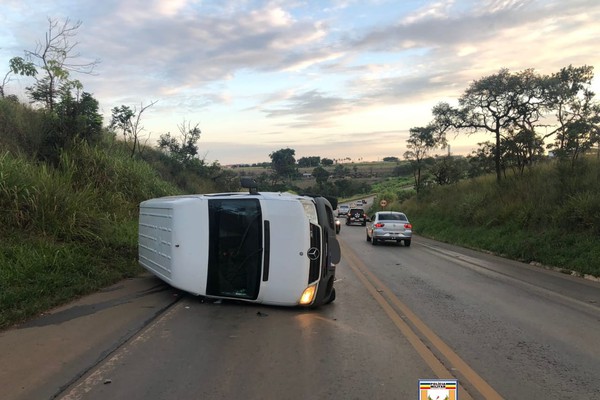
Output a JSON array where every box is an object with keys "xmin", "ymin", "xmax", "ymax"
[
  {"xmin": 25, "ymin": 17, "xmax": 100, "ymax": 111},
  {"xmin": 110, "ymin": 101, "xmax": 158, "ymax": 157}
]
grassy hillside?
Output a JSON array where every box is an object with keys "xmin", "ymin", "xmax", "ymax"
[
  {"xmin": 373, "ymin": 159, "xmax": 600, "ymax": 278},
  {"xmin": 0, "ymin": 99, "xmax": 233, "ymax": 329}
]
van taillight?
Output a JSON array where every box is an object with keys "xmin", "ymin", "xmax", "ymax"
[
  {"xmin": 405, "ymin": 223, "xmax": 412, "ymax": 229},
  {"xmin": 375, "ymin": 223, "xmax": 385, "ymax": 228}
]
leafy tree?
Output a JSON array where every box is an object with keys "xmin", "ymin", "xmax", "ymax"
[
  {"xmin": 110, "ymin": 101, "xmax": 157, "ymax": 157},
  {"xmin": 433, "ymin": 69, "xmax": 546, "ymax": 182},
  {"xmin": 312, "ymin": 165, "xmax": 330, "ymax": 186},
  {"xmin": 269, "ymin": 148, "xmax": 297, "ymax": 184},
  {"xmin": 382, "ymin": 156, "xmax": 399, "ymax": 162},
  {"xmin": 403, "ymin": 125, "xmax": 440, "ymax": 192},
  {"xmin": 430, "ymin": 156, "xmax": 469, "ymax": 185},
  {"xmin": 1, "ymin": 57, "xmax": 37, "ymax": 98},
  {"xmin": 297, "ymin": 156, "xmax": 320, "ymax": 168},
  {"xmin": 502, "ymin": 127, "xmax": 545, "ymax": 175},
  {"xmin": 34, "ymin": 80, "xmax": 102, "ymax": 162},
  {"xmin": 25, "ymin": 18, "xmax": 100, "ymax": 111},
  {"xmin": 467, "ymin": 142, "xmax": 496, "ymax": 178},
  {"xmin": 545, "ymin": 65, "xmax": 600, "ymax": 165},
  {"xmin": 54, "ymin": 88, "xmax": 103, "ymax": 145},
  {"xmin": 157, "ymin": 121, "xmax": 202, "ymax": 166},
  {"xmin": 321, "ymin": 158, "xmax": 334, "ymax": 166}
]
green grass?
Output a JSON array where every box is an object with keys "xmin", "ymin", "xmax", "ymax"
[
  {"xmin": 0, "ymin": 146, "xmax": 181, "ymax": 329},
  {"xmin": 409, "ymin": 218, "xmax": 600, "ymax": 276},
  {"xmin": 372, "ymin": 158, "xmax": 600, "ymax": 278},
  {"xmin": 0, "ymin": 230, "xmax": 142, "ymax": 328}
]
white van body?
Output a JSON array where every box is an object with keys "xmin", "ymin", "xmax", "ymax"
[{"xmin": 138, "ymin": 191, "xmax": 340, "ymax": 307}]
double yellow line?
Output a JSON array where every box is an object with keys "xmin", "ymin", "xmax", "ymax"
[{"xmin": 341, "ymin": 241, "xmax": 504, "ymax": 400}]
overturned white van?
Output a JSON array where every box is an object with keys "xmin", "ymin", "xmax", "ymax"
[{"xmin": 138, "ymin": 179, "xmax": 341, "ymax": 307}]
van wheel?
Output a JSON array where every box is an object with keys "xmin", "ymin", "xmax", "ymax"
[
  {"xmin": 404, "ymin": 239, "xmax": 411, "ymax": 247},
  {"xmin": 371, "ymin": 238, "xmax": 378, "ymax": 246},
  {"xmin": 325, "ymin": 288, "xmax": 336, "ymax": 304}
]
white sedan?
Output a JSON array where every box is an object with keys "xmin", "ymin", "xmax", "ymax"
[{"xmin": 366, "ymin": 211, "xmax": 412, "ymax": 246}]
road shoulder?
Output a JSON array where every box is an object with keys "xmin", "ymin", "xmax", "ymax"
[{"xmin": 0, "ymin": 273, "xmax": 180, "ymax": 400}]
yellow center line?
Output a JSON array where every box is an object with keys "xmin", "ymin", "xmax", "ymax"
[{"xmin": 341, "ymin": 241, "xmax": 504, "ymax": 400}]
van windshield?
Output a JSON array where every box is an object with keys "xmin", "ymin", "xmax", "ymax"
[{"xmin": 206, "ymin": 199, "xmax": 262, "ymax": 299}]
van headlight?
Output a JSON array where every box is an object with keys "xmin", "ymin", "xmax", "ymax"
[{"xmin": 299, "ymin": 285, "xmax": 317, "ymax": 305}]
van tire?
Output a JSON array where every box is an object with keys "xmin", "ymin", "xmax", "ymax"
[{"xmin": 325, "ymin": 288, "xmax": 336, "ymax": 304}]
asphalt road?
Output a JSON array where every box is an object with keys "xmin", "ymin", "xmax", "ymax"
[{"xmin": 2, "ymin": 216, "xmax": 599, "ymax": 400}]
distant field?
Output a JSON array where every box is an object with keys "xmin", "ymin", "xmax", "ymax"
[
  {"xmin": 227, "ymin": 161, "xmax": 402, "ymax": 190},
  {"xmin": 229, "ymin": 161, "xmax": 401, "ymax": 177}
]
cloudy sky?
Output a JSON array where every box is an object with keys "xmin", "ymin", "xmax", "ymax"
[{"xmin": 1, "ymin": 0, "xmax": 599, "ymax": 165}]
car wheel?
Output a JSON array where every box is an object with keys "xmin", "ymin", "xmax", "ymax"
[
  {"xmin": 371, "ymin": 238, "xmax": 377, "ymax": 246},
  {"xmin": 361, "ymin": 222, "xmax": 366, "ymax": 226},
  {"xmin": 404, "ymin": 239, "xmax": 411, "ymax": 247}
]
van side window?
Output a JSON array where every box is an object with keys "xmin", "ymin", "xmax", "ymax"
[{"xmin": 207, "ymin": 199, "xmax": 262, "ymax": 300}]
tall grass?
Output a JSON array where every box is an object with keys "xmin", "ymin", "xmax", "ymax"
[
  {"xmin": 0, "ymin": 100, "xmax": 47, "ymax": 156},
  {"xmin": 0, "ymin": 146, "xmax": 183, "ymax": 329}
]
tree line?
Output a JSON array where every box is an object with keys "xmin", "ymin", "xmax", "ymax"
[
  {"xmin": 236, "ymin": 148, "xmax": 368, "ymax": 197},
  {"xmin": 404, "ymin": 66, "xmax": 600, "ymax": 191}
]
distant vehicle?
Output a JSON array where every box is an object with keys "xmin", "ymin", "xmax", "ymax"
[
  {"xmin": 138, "ymin": 178, "xmax": 340, "ymax": 307},
  {"xmin": 346, "ymin": 208, "xmax": 367, "ymax": 226},
  {"xmin": 335, "ymin": 218, "xmax": 341, "ymax": 234},
  {"xmin": 361, "ymin": 199, "xmax": 368, "ymax": 205},
  {"xmin": 366, "ymin": 211, "xmax": 412, "ymax": 246},
  {"xmin": 337, "ymin": 205, "xmax": 350, "ymax": 217}
]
